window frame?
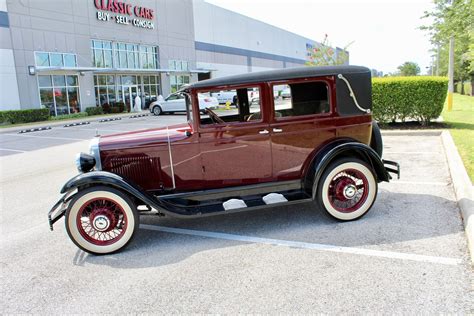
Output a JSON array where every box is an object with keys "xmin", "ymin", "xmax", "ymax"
[
  {"xmin": 195, "ymin": 83, "xmax": 266, "ymax": 130},
  {"xmin": 269, "ymin": 78, "xmax": 333, "ymax": 122}
]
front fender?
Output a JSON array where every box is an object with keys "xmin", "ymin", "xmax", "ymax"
[
  {"xmin": 309, "ymin": 142, "xmax": 390, "ymax": 199},
  {"xmin": 60, "ymin": 171, "xmax": 182, "ymax": 215}
]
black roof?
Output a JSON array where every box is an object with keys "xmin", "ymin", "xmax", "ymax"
[{"xmin": 186, "ymin": 65, "xmax": 370, "ymax": 90}]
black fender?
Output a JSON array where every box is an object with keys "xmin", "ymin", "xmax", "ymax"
[
  {"xmin": 305, "ymin": 141, "xmax": 390, "ymax": 199},
  {"xmin": 60, "ymin": 171, "xmax": 189, "ymax": 216}
]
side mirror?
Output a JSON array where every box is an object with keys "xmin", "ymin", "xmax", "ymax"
[{"xmin": 185, "ymin": 131, "xmax": 192, "ymax": 137}]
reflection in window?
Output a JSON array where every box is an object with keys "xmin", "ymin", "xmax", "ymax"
[
  {"xmin": 38, "ymin": 75, "xmax": 80, "ymax": 116},
  {"xmin": 199, "ymin": 87, "xmax": 261, "ymax": 126},
  {"xmin": 35, "ymin": 52, "xmax": 77, "ymax": 68},
  {"xmin": 35, "ymin": 53, "xmax": 49, "ymax": 67}
]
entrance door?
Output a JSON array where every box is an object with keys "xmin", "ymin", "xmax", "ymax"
[{"xmin": 123, "ymin": 85, "xmax": 138, "ymax": 112}]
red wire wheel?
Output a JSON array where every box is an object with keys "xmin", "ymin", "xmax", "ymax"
[
  {"xmin": 65, "ymin": 186, "xmax": 138, "ymax": 255},
  {"xmin": 76, "ymin": 197, "xmax": 128, "ymax": 246},
  {"xmin": 317, "ymin": 158, "xmax": 377, "ymax": 221},
  {"xmin": 327, "ymin": 169, "xmax": 369, "ymax": 213}
]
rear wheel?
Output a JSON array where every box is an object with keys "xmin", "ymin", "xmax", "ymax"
[
  {"xmin": 65, "ymin": 186, "xmax": 139, "ymax": 255},
  {"xmin": 316, "ymin": 158, "xmax": 377, "ymax": 221}
]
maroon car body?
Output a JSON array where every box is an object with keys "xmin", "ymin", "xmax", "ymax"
[{"xmin": 49, "ymin": 65, "xmax": 400, "ymax": 255}]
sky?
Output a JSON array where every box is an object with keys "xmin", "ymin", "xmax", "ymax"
[{"xmin": 206, "ymin": 0, "xmax": 435, "ymax": 75}]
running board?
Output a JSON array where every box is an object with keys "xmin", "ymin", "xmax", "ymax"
[{"xmin": 153, "ymin": 188, "xmax": 312, "ymax": 218}]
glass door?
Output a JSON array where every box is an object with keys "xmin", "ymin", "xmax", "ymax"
[{"xmin": 123, "ymin": 85, "xmax": 138, "ymax": 112}]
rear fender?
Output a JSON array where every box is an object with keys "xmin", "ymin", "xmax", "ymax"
[{"xmin": 305, "ymin": 141, "xmax": 389, "ymax": 199}]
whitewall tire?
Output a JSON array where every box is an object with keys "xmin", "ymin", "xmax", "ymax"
[
  {"xmin": 317, "ymin": 158, "xmax": 377, "ymax": 221},
  {"xmin": 65, "ymin": 186, "xmax": 139, "ymax": 255}
]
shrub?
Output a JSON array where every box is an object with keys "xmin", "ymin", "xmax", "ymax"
[
  {"xmin": 49, "ymin": 112, "xmax": 88, "ymax": 121},
  {"xmin": 0, "ymin": 108, "xmax": 50, "ymax": 124},
  {"xmin": 101, "ymin": 103, "xmax": 111, "ymax": 114},
  {"xmin": 109, "ymin": 107, "xmax": 121, "ymax": 113},
  {"xmin": 116, "ymin": 102, "xmax": 125, "ymax": 113},
  {"xmin": 85, "ymin": 106, "xmax": 104, "ymax": 116},
  {"xmin": 372, "ymin": 76, "xmax": 448, "ymax": 125}
]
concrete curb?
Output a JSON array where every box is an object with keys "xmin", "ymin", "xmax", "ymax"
[
  {"xmin": 381, "ymin": 130, "xmax": 443, "ymax": 136},
  {"xmin": 441, "ymin": 130, "xmax": 474, "ymax": 264}
]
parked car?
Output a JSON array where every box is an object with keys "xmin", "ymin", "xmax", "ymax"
[
  {"xmin": 149, "ymin": 93, "xmax": 218, "ymax": 115},
  {"xmin": 212, "ymin": 91, "xmax": 236, "ymax": 104},
  {"xmin": 49, "ymin": 65, "xmax": 399, "ymax": 255},
  {"xmin": 280, "ymin": 87, "xmax": 291, "ymax": 99}
]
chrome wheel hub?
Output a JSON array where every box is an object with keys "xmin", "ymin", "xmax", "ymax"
[
  {"xmin": 343, "ymin": 184, "xmax": 357, "ymax": 199},
  {"xmin": 93, "ymin": 215, "xmax": 110, "ymax": 232}
]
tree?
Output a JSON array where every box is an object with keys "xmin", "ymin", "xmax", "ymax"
[
  {"xmin": 420, "ymin": 0, "xmax": 473, "ymax": 94},
  {"xmin": 397, "ymin": 62, "xmax": 421, "ymax": 76},
  {"xmin": 305, "ymin": 34, "xmax": 352, "ymax": 66}
]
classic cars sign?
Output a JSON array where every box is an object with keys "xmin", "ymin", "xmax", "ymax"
[{"xmin": 94, "ymin": 0, "xmax": 155, "ymax": 29}]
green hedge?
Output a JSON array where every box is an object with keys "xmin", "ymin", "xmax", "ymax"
[
  {"xmin": 0, "ymin": 108, "xmax": 50, "ymax": 124},
  {"xmin": 85, "ymin": 106, "xmax": 104, "ymax": 116},
  {"xmin": 372, "ymin": 76, "xmax": 448, "ymax": 124}
]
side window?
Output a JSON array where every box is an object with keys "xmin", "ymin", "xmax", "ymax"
[
  {"xmin": 199, "ymin": 87, "xmax": 262, "ymax": 126},
  {"xmin": 166, "ymin": 94, "xmax": 180, "ymax": 101},
  {"xmin": 273, "ymin": 82, "xmax": 330, "ymax": 119}
]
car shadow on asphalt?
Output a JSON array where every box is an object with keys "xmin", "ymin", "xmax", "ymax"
[{"xmin": 73, "ymin": 189, "xmax": 465, "ymax": 269}]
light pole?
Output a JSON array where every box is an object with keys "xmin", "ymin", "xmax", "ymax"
[{"xmin": 447, "ymin": 36, "xmax": 454, "ymax": 111}]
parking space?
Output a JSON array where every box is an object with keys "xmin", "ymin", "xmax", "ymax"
[
  {"xmin": 0, "ymin": 114, "xmax": 187, "ymax": 156},
  {"xmin": 1, "ymin": 132, "xmax": 472, "ymax": 313}
]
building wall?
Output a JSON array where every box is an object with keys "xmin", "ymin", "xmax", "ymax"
[
  {"xmin": 5, "ymin": 0, "xmax": 196, "ymax": 109},
  {"xmin": 0, "ymin": 0, "xmax": 21, "ymax": 110},
  {"xmin": 193, "ymin": 0, "xmax": 319, "ymax": 78}
]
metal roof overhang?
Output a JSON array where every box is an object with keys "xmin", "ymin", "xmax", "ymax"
[{"xmin": 34, "ymin": 66, "xmax": 214, "ymax": 74}]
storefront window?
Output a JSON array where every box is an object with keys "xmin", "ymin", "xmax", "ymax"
[
  {"xmin": 38, "ymin": 75, "xmax": 81, "ymax": 116},
  {"xmin": 64, "ymin": 54, "xmax": 76, "ymax": 67},
  {"xmin": 142, "ymin": 75, "xmax": 161, "ymax": 108},
  {"xmin": 115, "ymin": 42, "xmax": 139, "ymax": 69},
  {"xmin": 169, "ymin": 60, "xmax": 190, "ymax": 93},
  {"xmin": 92, "ymin": 40, "xmax": 113, "ymax": 68},
  {"xmin": 94, "ymin": 75, "xmax": 116, "ymax": 106},
  {"xmin": 35, "ymin": 52, "xmax": 77, "ymax": 68},
  {"xmin": 35, "ymin": 53, "xmax": 49, "ymax": 67},
  {"xmin": 91, "ymin": 40, "xmax": 159, "ymax": 70}
]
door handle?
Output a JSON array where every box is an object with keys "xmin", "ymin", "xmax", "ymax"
[
  {"xmin": 259, "ymin": 129, "xmax": 269, "ymax": 134},
  {"xmin": 273, "ymin": 128, "xmax": 283, "ymax": 133}
]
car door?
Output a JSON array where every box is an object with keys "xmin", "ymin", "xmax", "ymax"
[
  {"xmin": 197, "ymin": 85, "xmax": 272, "ymax": 189},
  {"xmin": 270, "ymin": 79, "xmax": 336, "ymax": 181},
  {"xmin": 164, "ymin": 94, "xmax": 185, "ymax": 112}
]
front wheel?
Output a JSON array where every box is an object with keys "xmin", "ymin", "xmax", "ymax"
[
  {"xmin": 65, "ymin": 186, "xmax": 139, "ymax": 255},
  {"xmin": 316, "ymin": 158, "xmax": 377, "ymax": 221},
  {"xmin": 152, "ymin": 105, "xmax": 162, "ymax": 116}
]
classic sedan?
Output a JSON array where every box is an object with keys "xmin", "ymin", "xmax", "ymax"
[{"xmin": 150, "ymin": 93, "xmax": 218, "ymax": 115}]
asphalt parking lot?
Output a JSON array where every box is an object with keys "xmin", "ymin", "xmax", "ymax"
[
  {"xmin": 1, "ymin": 123, "xmax": 473, "ymax": 313},
  {"xmin": 0, "ymin": 113, "xmax": 187, "ymax": 156}
]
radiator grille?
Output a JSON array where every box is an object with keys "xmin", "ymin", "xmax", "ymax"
[{"xmin": 108, "ymin": 155, "xmax": 162, "ymax": 188}]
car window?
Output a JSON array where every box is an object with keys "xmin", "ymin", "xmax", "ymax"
[
  {"xmin": 166, "ymin": 94, "xmax": 180, "ymax": 101},
  {"xmin": 198, "ymin": 87, "xmax": 262, "ymax": 127},
  {"xmin": 273, "ymin": 82, "xmax": 330, "ymax": 119}
]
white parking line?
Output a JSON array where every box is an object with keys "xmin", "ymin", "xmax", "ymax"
[
  {"xmin": 384, "ymin": 151, "xmax": 441, "ymax": 154},
  {"xmin": 0, "ymin": 148, "xmax": 26, "ymax": 153},
  {"xmin": 389, "ymin": 180, "xmax": 449, "ymax": 186},
  {"xmin": 140, "ymin": 224, "xmax": 462, "ymax": 266},
  {"xmin": 2, "ymin": 134, "xmax": 86, "ymax": 141}
]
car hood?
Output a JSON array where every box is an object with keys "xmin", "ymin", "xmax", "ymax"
[{"xmin": 99, "ymin": 122, "xmax": 193, "ymax": 150}]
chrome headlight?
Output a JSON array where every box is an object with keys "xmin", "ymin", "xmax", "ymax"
[
  {"xmin": 75, "ymin": 152, "xmax": 95, "ymax": 173},
  {"xmin": 89, "ymin": 137, "xmax": 102, "ymax": 171}
]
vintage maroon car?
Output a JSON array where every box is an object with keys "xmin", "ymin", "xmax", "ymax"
[{"xmin": 49, "ymin": 65, "xmax": 399, "ymax": 255}]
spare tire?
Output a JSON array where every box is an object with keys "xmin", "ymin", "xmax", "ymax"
[{"xmin": 370, "ymin": 120, "xmax": 383, "ymax": 157}]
